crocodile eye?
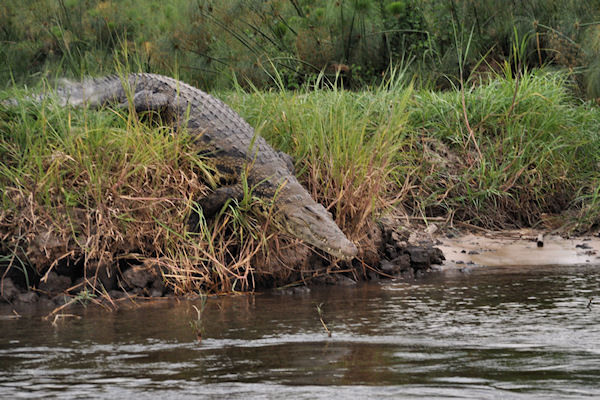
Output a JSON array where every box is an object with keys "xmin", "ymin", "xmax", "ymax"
[{"xmin": 304, "ymin": 204, "xmax": 322, "ymax": 220}]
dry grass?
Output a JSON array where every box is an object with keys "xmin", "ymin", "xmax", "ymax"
[{"xmin": 0, "ymin": 97, "xmax": 299, "ymax": 296}]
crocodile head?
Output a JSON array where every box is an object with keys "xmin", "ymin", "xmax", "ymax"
[{"xmin": 277, "ymin": 199, "xmax": 358, "ymax": 261}]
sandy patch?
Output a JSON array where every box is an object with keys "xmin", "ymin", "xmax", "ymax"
[{"xmin": 437, "ymin": 230, "xmax": 600, "ymax": 268}]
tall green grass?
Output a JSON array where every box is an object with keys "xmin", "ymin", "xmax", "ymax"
[
  {"xmin": 224, "ymin": 70, "xmax": 414, "ymax": 245},
  {"xmin": 226, "ymin": 68, "xmax": 600, "ymax": 231},
  {"xmin": 407, "ymin": 68, "xmax": 600, "ymax": 229}
]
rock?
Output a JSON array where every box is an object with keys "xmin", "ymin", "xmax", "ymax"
[
  {"xmin": 288, "ymin": 285, "xmax": 311, "ymax": 294},
  {"xmin": 38, "ymin": 271, "xmax": 71, "ymax": 294},
  {"xmin": 576, "ymin": 243, "xmax": 592, "ymax": 249},
  {"xmin": 52, "ymin": 294, "xmax": 70, "ymax": 305},
  {"xmin": 151, "ymin": 274, "xmax": 166, "ymax": 294},
  {"xmin": 335, "ymin": 275, "xmax": 357, "ymax": 286},
  {"xmin": 380, "ymin": 254, "xmax": 411, "ymax": 275},
  {"xmin": 85, "ymin": 262, "xmax": 118, "ymax": 292},
  {"xmin": 150, "ymin": 276, "xmax": 166, "ymax": 297},
  {"xmin": 385, "ymin": 243, "xmax": 398, "ymax": 259},
  {"xmin": 1, "ymin": 278, "xmax": 21, "ymax": 302},
  {"xmin": 430, "ymin": 248, "xmax": 445, "ymax": 264},
  {"xmin": 17, "ymin": 291, "xmax": 39, "ymax": 303},
  {"xmin": 403, "ymin": 246, "xmax": 445, "ymax": 270},
  {"xmin": 98, "ymin": 268, "xmax": 118, "ymax": 291},
  {"xmin": 277, "ymin": 285, "xmax": 312, "ymax": 295},
  {"xmin": 405, "ymin": 246, "xmax": 431, "ymax": 266},
  {"xmin": 380, "ymin": 259, "xmax": 396, "ymax": 274},
  {"xmin": 108, "ymin": 290, "xmax": 126, "ymax": 299}
]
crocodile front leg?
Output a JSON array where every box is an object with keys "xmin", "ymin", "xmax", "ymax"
[{"xmin": 187, "ymin": 184, "xmax": 244, "ymax": 231}]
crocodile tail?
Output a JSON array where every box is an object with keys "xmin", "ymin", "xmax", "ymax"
[
  {"xmin": 3, "ymin": 74, "xmax": 143, "ymax": 108},
  {"xmin": 55, "ymin": 75, "xmax": 127, "ymax": 107}
]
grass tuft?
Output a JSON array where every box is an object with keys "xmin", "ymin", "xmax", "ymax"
[
  {"xmin": 0, "ymin": 86, "xmax": 279, "ymax": 295},
  {"xmin": 406, "ymin": 69, "xmax": 600, "ymax": 229}
]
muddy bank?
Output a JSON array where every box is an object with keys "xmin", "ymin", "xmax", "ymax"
[
  {"xmin": 438, "ymin": 229, "xmax": 600, "ymax": 270},
  {"xmin": 0, "ymin": 217, "xmax": 445, "ymax": 306},
  {"xmin": 4, "ymin": 226, "xmax": 594, "ymax": 310},
  {"xmin": 5, "ymin": 214, "xmax": 600, "ymax": 308}
]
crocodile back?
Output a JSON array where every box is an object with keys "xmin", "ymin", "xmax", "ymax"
[
  {"xmin": 58, "ymin": 73, "xmax": 290, "ymax": 179},
  {"xmin": 132, "ymin": 74, "xmax": 290, "ymax": 176}
]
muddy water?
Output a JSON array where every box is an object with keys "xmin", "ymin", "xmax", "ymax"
[{"xmin": 1, "ymin": 264, "xmax": 599, "ymax": 399}]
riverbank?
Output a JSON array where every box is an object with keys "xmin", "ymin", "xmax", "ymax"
[
  {"xmin": 3, "ymin": 221, "xmax": 600, "ymax": 308},
  {"xmin": 2, "ymin": 221, "xmax": 600, "ymax": 313},
  {"xmin": 1, "ymin": 69, "xmax": 600, "ymax": 304},
  {"xmin": 0, "ymin": 215, "xmax": 446, "ymax": 307}
]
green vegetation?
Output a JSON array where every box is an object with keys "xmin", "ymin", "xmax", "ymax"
[
  {"xmin": 407, "ymin": 70, "xmax": 600, "ymax": 229},
  {"xmin": 225, "ymin": 69, "xmax": 412, "ymax": 247},
  {"xmin": 225, "ymin": 68, "xmax": 600, "ymax": 231},
  {"xmin": 3, "ymin": 1, "xmax": 600, "ymax": 96},
  {"xmin": 0, "ymin": 91, "xmax": 272, "ymax": 294}
]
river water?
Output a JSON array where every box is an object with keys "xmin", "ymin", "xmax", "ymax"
[{"xmin": 1, "ymin": 264, "xmax": 599, "ymax": 399}]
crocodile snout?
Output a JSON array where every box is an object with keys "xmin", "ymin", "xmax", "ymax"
[
  {"xmin": 283, "ymin": 200, "xmax": 358, "ymax": 260},
  {"xmin": 337, "ymin": 238, "xmax": 358, "ymax": 260}
]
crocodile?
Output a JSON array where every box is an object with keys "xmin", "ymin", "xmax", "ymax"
[{"xmin": 43, "ymin": 73, "xmax": 358, "ymax": 260}]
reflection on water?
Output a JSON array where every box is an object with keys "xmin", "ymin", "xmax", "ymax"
[{"xmin": 1, "ymin": 264, "xmax": 599, "ymax": 399}]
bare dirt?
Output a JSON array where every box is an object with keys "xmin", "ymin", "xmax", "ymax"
[{"xmin": 437, "ymin": 229, "xmax": 600, "ymax": 269}]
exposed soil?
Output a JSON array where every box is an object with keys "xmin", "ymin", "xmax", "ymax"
[
  {"xmin": 437, "ymin": 229, "xmax": 600, "ymax": 269},
  {"xmin": 0, "ymin": 215, "xmax": 446, "ymax": 306},
  {"xmin": 4, "ymin": 207, "xmax": 598, "ymax": 310}
]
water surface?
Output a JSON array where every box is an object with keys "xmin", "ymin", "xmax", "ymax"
[{"xmin": 1, "ymin": 264, "xmax": 599, "ymax": 399}]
